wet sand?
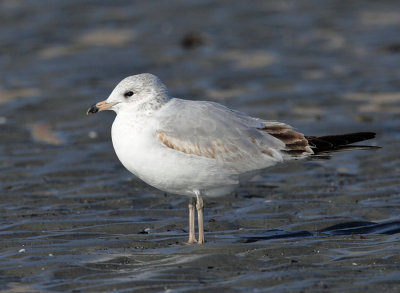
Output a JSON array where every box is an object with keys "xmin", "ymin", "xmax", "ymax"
[{"xmin": 1, "ymin": 0, "xmax": 400, "ymax": 292}]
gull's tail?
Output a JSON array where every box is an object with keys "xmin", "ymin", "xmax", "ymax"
[{"xmin": 306, "ymin": 132, "xmax": 378, "ymax": 154}]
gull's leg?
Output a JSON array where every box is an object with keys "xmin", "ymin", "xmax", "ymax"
[
  {"xmin": 187, "ymin": 197, "xmax": 197, "ymax": 244},
  {"xmin": 196, "ymin": 194, "xmax": 205, "ymax": 244}
]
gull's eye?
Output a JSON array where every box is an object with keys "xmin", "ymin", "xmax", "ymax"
[{"xmin": 124, "ymin": 91, "xmax": 134, "ymax": 98}]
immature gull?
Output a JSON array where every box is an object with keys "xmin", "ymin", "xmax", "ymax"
[{"xmin": 87, "ymin": 73, "xmax": 376, "ymax": 244}]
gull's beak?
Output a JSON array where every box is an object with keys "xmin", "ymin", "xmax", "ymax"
[{"xmin": 86, "ymin": 100, "xmax": 118, "ymax": 115}]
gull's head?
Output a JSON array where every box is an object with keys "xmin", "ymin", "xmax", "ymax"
[{"xmin": 87, "ymin": 73, "xmax": 169, "ymax": 115}]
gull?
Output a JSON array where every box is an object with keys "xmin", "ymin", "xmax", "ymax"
[{"xmin": 87, "ymin": 73, "xmax": 376, "ymax": 244}]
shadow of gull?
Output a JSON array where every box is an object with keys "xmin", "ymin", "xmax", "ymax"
[
  {"xmin": 239, "ymin": 230, "xmax": 313, "ymax": 243},
  {"xmin": 318, "ymin": 220, "xmax": 400, "ymax": 235},
  {"xmin": 239, "ymin": 220, "xmax": 400, "ymax": 243}
]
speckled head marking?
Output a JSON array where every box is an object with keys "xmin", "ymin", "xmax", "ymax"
[
  {"xmin": 109, "ymin": 73, "xmax": 169, "ymax": 112},
  {"xmin": 87, "ymin": 73, "xmax": 170, "ymax": 115},
  {"xmin": 114, "ymin": 74, "xmax": 168, "ymax": 100}
]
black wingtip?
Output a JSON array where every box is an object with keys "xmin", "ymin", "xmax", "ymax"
[
  {"xmin": 306, "ymin": 132, "xmax": 378, "ymax": 153},
  {"xmin": 351, "ymin": 132, "xmax": 376, "ymax": 140}
]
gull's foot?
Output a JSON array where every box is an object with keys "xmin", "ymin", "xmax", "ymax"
[{"xmin": 187, "ymin": 238, "xmax": 197, "ymax": 245}]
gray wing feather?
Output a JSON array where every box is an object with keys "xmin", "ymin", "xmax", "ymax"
[{"xmin": 152, "ymin": 99, "xmax": 286, "ymax": 168}]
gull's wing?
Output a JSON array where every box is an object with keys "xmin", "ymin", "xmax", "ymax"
[{"xmin": 152, "ymin": 99, "xmax": 312, "ymax": 169}]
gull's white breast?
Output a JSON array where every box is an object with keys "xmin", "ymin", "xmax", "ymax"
[{"xmin": 111, "ymin": 111, "xmax": 240, "ymax": 197}]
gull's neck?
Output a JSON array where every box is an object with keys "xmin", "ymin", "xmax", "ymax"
[
  {"xmin": 140, "ymin": 92, "xmax": 170, "ymax": 113},
  {"xmin": 113, "ymin": 94, "xmax": 170, "ymax": 139}
]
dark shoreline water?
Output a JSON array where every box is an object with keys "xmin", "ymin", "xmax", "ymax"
[{"xmin": 1, "ymin": 0, "xmax": 400, "ymax": 292}]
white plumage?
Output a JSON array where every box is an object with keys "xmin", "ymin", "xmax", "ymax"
[{"xmin": 87, "ymin": 73, "xmax": 331, "ymax": 244}]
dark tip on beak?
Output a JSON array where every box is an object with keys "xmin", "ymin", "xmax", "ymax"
[{"xmin": 87, "ymin": 104, "xmax": 99, "ymax": 115}]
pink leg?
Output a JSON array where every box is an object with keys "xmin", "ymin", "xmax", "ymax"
[
  {"xmin": 187, "ymin": 197, "xmax": 197, "ymax": 244},
  {"xmin": 196, "ymin": 194, "xmax": 205, "ymax": 244}
]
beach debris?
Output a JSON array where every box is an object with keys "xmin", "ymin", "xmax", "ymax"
[
  {"xmin": 31, "ymin": 123, "xmax": 64, "ymax": 145},
  {"xmin": 181, "ymin": 32, "xmax": 208, "ymax": 49}
]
